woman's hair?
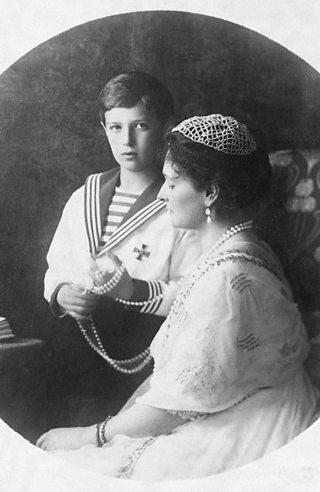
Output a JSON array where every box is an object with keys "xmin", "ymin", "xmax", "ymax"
[
  {"xmin": 98, "ymin": 71, "xmax": 174, "ymax": 125},
  {"xmin": 166, "ymin": 130, "xmax": 272, "ymax": 212}
]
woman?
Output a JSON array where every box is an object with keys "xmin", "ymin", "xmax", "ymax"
[{"xmin": 36, "ymin": 114, "xmax": 317, "ymax": 480}]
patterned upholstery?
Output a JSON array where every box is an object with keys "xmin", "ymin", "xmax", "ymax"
[
  {"xmin": 267, "ymin": 150, "xmax": 320, "ymax": 388},
  {"xmin": 266, "ymin": 150, "xmax": 320, "ymax": 334}
]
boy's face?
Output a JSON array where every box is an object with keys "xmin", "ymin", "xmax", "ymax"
[{"xmin": 103, "ymin": 102, "xmax": 163, "ymax": 173}]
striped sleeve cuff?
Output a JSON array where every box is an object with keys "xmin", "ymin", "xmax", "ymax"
[{"xmin": 125, "ymin": 279, "xmax": 164, "ymax": 314}]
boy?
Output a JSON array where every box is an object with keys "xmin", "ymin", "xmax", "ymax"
[{"xmin": 44, "ymin": 72, "xmax": 200, "ymax": 425}]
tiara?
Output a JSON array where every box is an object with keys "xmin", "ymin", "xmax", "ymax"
[{"xmin": 171, "ymin": 114, "xmax": 256, "ymax": 155}]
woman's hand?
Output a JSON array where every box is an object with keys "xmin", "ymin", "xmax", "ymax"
[
  {"xmin": 93, "ymin": 252, "xmax": 134, "ymax": 300},
  {"xmin": 57, "ymin": 284, "xmax": 98, "ymax": 321},
  {"xmin": 36, "ymin": 425, "xmax": 96, "ymax": 451}
]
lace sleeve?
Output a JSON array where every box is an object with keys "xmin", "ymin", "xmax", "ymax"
[{"xmin": 136, "ymin": 258, "xmax": 309, "ymax": 414}]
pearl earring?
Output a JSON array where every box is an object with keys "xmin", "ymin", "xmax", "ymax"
[{"xmin": 205, "ymin": 207, "xmax": 212, "ymax": 224}]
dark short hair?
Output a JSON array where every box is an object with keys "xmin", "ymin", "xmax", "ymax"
[
  {"xmin": 166, "ymin": 130, "xmax": 272, "ymax": 212},
  {"xmin": 98, "ymin": 71, "xmax": 174, "ymax": 125}
]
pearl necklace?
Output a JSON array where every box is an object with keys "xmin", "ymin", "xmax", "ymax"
[
  {"xmin": 78, "ymin": 220, "xmax": 253, "ymax": 374},
  {"xmin": 114, "ymin": 222, "xmax": 253, "ymax": 307},
  {"xmin": 206, "ymin": 220, "xmax": 253, "ymax": 259},
  {"xmin": 89, "ymin": 263, "xmax": 125, "ymax": 295},
  {"xmin": 160, "ymin": 220, "xmax": 254, "ymax": 349},
  {"xmin": 115, "ymin": 292, "xmax": 164, "ymax": 307},
  {"xmin": 77, "ymin": 315, "xmax": 152, "ymax": 374},
  {"xmin": 78, "ymin": 263, "xmax": 152, "ymax": 374}
]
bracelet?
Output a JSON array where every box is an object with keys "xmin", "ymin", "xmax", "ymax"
[
  {"xmin": 96, "ymin": 421, "xmax": 104, "ymax": 447},
  {"xmin": 101, "ymin": 415, "xmax": 113, "ymax": 445},
  {"xmin": 96, "ymin": 416, "xmax": 113, "ymax": 447}
]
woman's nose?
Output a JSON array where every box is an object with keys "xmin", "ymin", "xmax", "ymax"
[{"xmin": 157, "ymin": 182, "xmax": 168, "ymax": 202}]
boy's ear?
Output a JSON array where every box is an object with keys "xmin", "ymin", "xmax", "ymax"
[
  {"xmin": 100, "ymin": 121, "xmax": 107, "ymax": 133},
  {"xmin": 204, "ymin": 185, "xmax": 219, "ymax": 207}
]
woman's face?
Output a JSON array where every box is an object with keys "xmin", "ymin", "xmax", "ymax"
[
  {"xmin": 158, "ymin": 154, "xmax": 207, "ymax": 230},
  {"xmin": 103, "ymin": 102, "xmax": 162, "ymax": 173}
]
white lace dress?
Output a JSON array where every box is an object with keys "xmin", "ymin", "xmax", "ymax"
[{"xmin": 54, "ymin": 241, "xmax": 317, "ymax": 481}]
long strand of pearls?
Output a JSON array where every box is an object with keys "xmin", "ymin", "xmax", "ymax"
[
  {"xmin": 77, "ymin": 220, "xmax": 253, "ymax": 374},
  {"xmin": 77, "ymin": 316, "xmax": 152, "ymax": 374},
  {"xmin": 89, "ymin": 263, "xmax": 125, "ymax": 295},
  {"xmin": 114, "ymin": 292, "xmax": 163, "ymax": 307},
  {"xmin": 77, "ymin": 261, "xmax": 153, "ymax": 374}
]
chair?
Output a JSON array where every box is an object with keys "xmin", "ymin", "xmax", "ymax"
[{"xmin": 267, "ymin": 149, "xmax": 320, "ymax": 389}]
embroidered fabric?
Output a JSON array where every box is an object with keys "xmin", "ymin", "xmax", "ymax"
[
  {"xmin": 166, "ymin": 409, "xmax": 208, "ymax": 421},
  {"xmin": 115, "ymin": 437, "xmax": 157, "ymax": 479},
  {"xmin": 52, "ymin": 240, "xmax": 317, "ymax": 480},
  {"xmin": 172, "ymin": 114, "xmax": 256, "ymax": 154},
  {"xmin": 137, "ymin": 241, "xmax": 310, "ymax": 414}
]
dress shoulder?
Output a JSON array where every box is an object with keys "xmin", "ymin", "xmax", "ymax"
[{"xmin": 210, "ymin": 241, "xmax": 286, "ymax": 283}]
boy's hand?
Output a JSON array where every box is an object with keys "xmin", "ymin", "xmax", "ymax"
[{"xmin": 57, "ymin": 284, "xmax": 98, "ymax": 320}]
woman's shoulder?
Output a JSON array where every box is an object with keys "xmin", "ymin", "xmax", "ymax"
[
  {"xmin": 200, "ymin": 241, "xmax": 287, "ymax": 294},
  {"xmin": 214, "ymin": 240, "xmax": 283, "ymax": 274}
]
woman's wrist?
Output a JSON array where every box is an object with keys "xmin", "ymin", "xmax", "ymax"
[{"xmin": 84, "ymin": 424, "xmax": 98, "ymax": 446}]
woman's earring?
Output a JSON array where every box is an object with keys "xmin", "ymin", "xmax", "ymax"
[{"xmin": 205, "ymin": 207, "xmax": 212, "ymax": 224}]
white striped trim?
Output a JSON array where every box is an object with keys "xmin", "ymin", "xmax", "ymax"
[
  {"xmin": 140, "ymin": 280, "xmax": 164, "ymax": 314},
  {"xmin": 99, "ymin": 189, "xmax": 139, "ymax": 246},
  {"xmin": 116, "ymin": 436, "xmax": 158, "ymax": 479},
  {"xmin": 84, "ymin": 174, "xmax": 102, "ymax": 254},
  {"xmin": 98, "ymin": 199, "xmax": 166, "ymax": 254},
  {"xmin": 85, "ymin": 175, "xmax": 166, "ymax": 255}
]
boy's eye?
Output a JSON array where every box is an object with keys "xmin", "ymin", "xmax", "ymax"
[{"xmin": 108, "ymin": 124, "xmax": 122, "ymax": 132}]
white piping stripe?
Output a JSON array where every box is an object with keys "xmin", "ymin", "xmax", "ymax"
[
  {"xmin": 91, "ymin": 175, "xmax": 100, "ymax": 250},
  {"xmin": 111, "ymin": 199, "xmax": 164, "ymax": 237},
  {"xmin": 99, "ymin": 200, "xmax": 166, "ymax": 253},
  {"xmin": 95, "ymin": 174, "xmax": 101, "ymax": 251},
  {"xmin": 149, "ymin": 298, "xmax": 163, "ymax": 314},
  {"xmin": 148, "ymin": 280, "xmax": 155, "ymax": 300},
  {"xmin": 84, "ymin": 176, "xmax": 92, "ymax": 252},
  {"xmin": 85, "ymin": 175, "xmax": 165, "ymax": 255},
  {"xmin": 139, "ymin": 281, "xmax": 163, "ymax": 314},
  {"xmin": 85, "ymin": 174, "xmax": 101, "ymax": 254}
]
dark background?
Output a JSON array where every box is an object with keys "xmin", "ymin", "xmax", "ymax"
[{"xmin": 0, "ymin": 10, "xmax": 320, "ymax": 335}]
